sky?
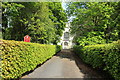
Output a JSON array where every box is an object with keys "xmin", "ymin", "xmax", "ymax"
[
  {"xmin": 62, "ymin": 2, "xmax": 67, "ymax": 10},
  {"xmin": 62, "ymin": 2, "xmax": 76, "ymax": 22}
]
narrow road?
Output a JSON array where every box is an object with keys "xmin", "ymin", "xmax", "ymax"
[{"xmin": 22, "ymin": 49, "xmax": 107, "ymax": 79}]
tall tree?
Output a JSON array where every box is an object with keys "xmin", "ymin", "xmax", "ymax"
[
  {"xmin": 48, "ymin": 2, "xmax": 67, "ymax": 44},
  {"xmin": 28, "ymin": 2, "xmax": 55, "ymax": 44},
  {"xmin": 2, "ymin": 2, "xmax": 24, "ymax": 40},
  {"xmin": 66, "ymin": 2, "xmax": 120, "ymax": 45},
  {"xmin": 2, "ymin": 2, "xmax": 67, "ymax": 44}
]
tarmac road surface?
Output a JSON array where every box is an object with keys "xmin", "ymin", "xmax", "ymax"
[{"xmin": 22, "ymin": 49, "xmax": 107, "ymax": 79}]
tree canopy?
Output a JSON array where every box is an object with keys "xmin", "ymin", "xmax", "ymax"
[
  {"xmin": 66, "ymin": 2, "xmax": 120, "ymax": 46},
  {"xmin": 2, "ymin": 2, "xmax": 67, "ymax": 44}
]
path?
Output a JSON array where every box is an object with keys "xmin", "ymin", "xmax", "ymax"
[{"xmin": 22, "ymin": 49, "xmax": 107, "ymax": 79}]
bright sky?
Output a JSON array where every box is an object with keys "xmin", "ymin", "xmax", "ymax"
[
  {"xmin": 62, "ymin": 2, "xmax": 67, "ymax": 10},
  {"xmin": 62, "ymin": 2, "xmax": 76, "ymax": 22}
]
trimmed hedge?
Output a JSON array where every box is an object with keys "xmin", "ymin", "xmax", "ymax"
[
  {"xmin": 1, "ymin": 40, "xmax": 61, "ymax": 79},
  {"xmin": 73, "ymin": 40, "xmax": 120, "ymax": 80}
]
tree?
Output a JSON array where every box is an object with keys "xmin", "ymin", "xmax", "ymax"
[
  {"xmin": 48, "ymin": 2, "xmax": 67, "ymax": 44},
  {"xmin": 2, "ymin": 2, "xmax": 67, "ymax": 44},
  {"xmin": 66, "ymin": 2, "xmax": 120, "ymax": 45},
  {"xmin": 2, "ymin": 2, "xmax": 24, "ymax": 40},
  {"xmin": 28, "ymin": 2, "xmax": 55, "ymax": 44}
]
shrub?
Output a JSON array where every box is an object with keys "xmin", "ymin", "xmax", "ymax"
[
  {"xmin": 56, "ymin": 45, "xmax": 62, "ymax": 53},
  {"xmin": 73, "ymin": 40, "xmax": 120, "ymax": 80},
  {"xmin": 1, "ymin": 40, "xmax": 61, "ymax": 79},
  {"xmin": 76, "ymin": 31, "xmax": 106, "ymax": 46}
]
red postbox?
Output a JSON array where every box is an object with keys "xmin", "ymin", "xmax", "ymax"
[{"xmin": 24, "ymin": 35, "xmax": 31, "ymax": 42}]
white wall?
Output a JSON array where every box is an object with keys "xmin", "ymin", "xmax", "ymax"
[{"xmin": 57, "ymin": 23, "xmax": 75, "ymax": 49}]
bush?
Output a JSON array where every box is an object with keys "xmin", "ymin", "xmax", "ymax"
[
  {"xmin": 73, "ymin": 40, "xmax": 120, "ymax": 80},
  {"xmin": 56, "ymin": 45, "xmax": 62, "ymax": 53},
  {"xmin": 1, "ymin": 40, "xmax": 61, "ymax": 79},
  {"xmin": 76, "ymin": 31, "xmax": 106, "ymax": 46}
]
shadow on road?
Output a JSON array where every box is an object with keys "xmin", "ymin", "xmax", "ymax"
[
  {"xmin": 55, "ymin": 49, "xmax": 75, "ymax": 61},
  {"xmin": 21, "ymin": 49, "xmax": 113, "ymax": 79},
  {"xmin": 56, "ymin": 49, "xmax": 112, "ymax": 80}
]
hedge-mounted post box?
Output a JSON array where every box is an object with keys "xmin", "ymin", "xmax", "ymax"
[{"xmin": 24, "ymin": 35, "xmax": 31, "ymax": 42}]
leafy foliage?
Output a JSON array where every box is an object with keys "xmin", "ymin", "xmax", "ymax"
[
  {"xmin": 76, "ymin": 31, "xmax": 106, "ymax": 46},
  {"xmin": 73, "ymin": 40, "xmax": 120, "ymax": 80},
  {"xmin": 2, "ymin": 2, "xmax": 67, "ymax": 44},
  {"xmin": 66, "ymin": 2, "xmax": 120, "ymax": 44},
  {"xmin": 1, "ymin": 40, "xmax": 61, "ymax": 79},
  {"xmin": 48, "ymin": 2, "xmax": 67, "ymax": 44}
]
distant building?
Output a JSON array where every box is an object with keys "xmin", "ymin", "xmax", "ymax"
[{"xmin": 58, "ymin": 22, "xmax": 75, "ymax": 49}]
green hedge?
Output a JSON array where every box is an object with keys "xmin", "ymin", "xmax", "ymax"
[
  {"xmin": 1, "ymin": 40, "xmax": 61, "ymax": 79},
  {"xmin": 56, "ymin": 45, "xmax": 62, "ymax": 53},
  {"xmin": 73, "ymin": 40, "xmax": 120, "ymax": 80}
]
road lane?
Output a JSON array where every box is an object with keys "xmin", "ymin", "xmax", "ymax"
[{"xmin": 23, "ymin": 49, "xmax": 104, "ymax": 78}]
